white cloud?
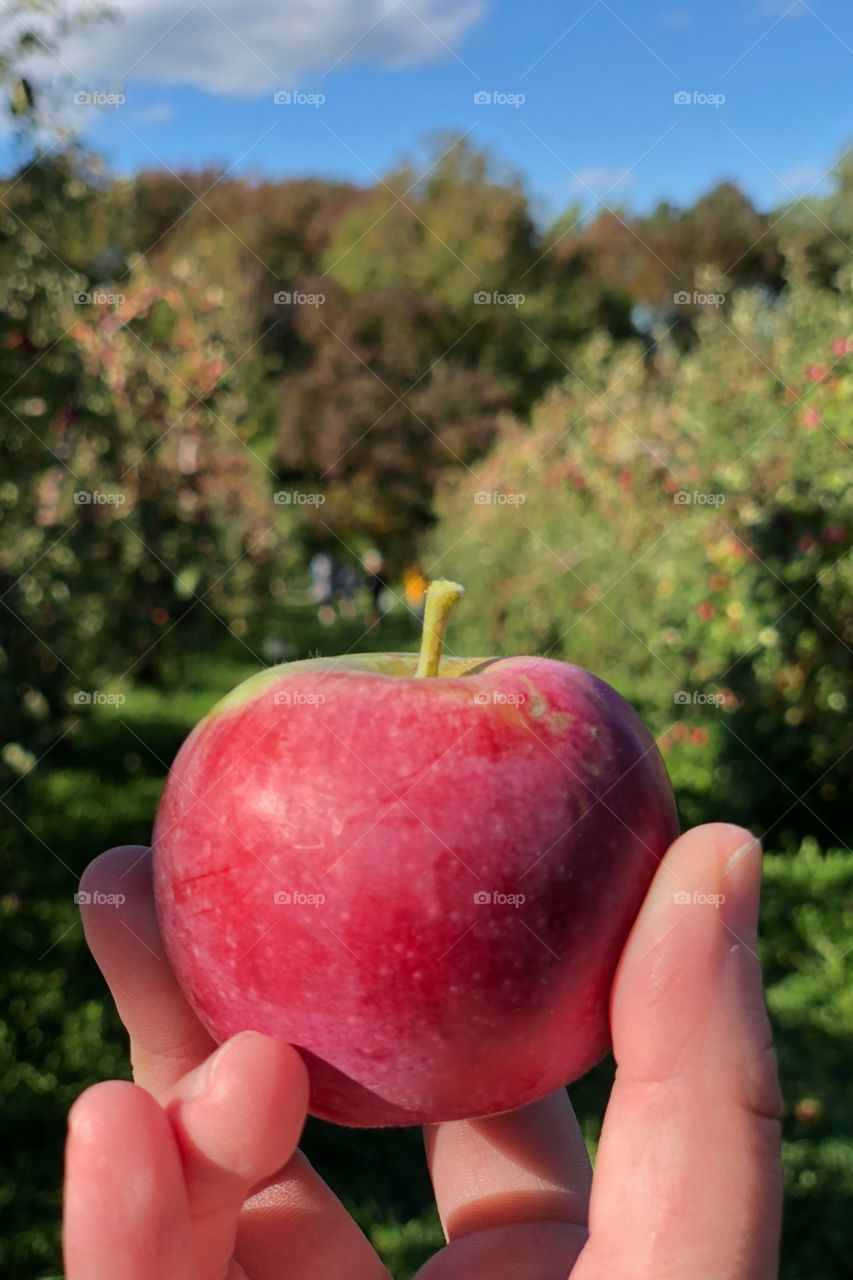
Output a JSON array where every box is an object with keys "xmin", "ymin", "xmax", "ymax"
[
  {"xmin": 131, "ymin": 102, "xmax": 175, "ymax": 125},
  {"xmin": 778, "ymin": 164, "xmax": 823, "ymax": 192},
  {"xmin": 570, "ymin": 167, "xmax": 632, "ymax": 198},
  {"xmin": 45, "ymin": 0, "xmax": 485, "ymax": 97}
]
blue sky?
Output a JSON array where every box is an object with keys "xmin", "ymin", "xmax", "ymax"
[{"xmin": 25, "ymin": 0, "xmax": 853, "ymax": 216}]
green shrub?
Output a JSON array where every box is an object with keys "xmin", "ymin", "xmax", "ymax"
[
  {"xmin": 0, "ymin": 167, "xmax": 288, "ymax": 783},
  {"xmin": 763, "ymin": 842, "xmax": 853, "ymax": 1274},
  {"xmin": 427, "ymin": 273, "xmax": 852, "ymax": 847}
]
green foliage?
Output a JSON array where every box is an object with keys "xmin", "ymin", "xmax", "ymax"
[
  {"xmin": 763, "ymin": 843, "xmax": 853, "ymax": 1270},
  {"xmin": 108, "ymin": 137, "xmax": 799, "ymax": 555},
  {"xmin": 777, "ymin": 151, "xmax": 853, "ymax": 289},
  {"xmin": 428, "ymin": 272, "xmax": 852, "ymax": 847},
  {"xmin": 0, "ymin": 156, "xmax": 288, "ymax": 782}
]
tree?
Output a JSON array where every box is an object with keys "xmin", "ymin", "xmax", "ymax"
[{"xmin": 0, "ymin": 145, "xmax": 280, "ymax": 783}]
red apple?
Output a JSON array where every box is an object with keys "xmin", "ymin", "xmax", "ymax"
[{"xmin": 153, "ymin": 582, "xmax": 677, "ymax": 1126}]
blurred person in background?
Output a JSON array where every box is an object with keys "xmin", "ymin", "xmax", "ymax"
[
  {"xmin": 334, "ymin": 559, "xmax": 359, "ymax": 620},
  {"xmin": 308, "ymin": 552, "xmax": 337, "ymax": 627},
  {"xmin": 363, "ymin": 548, "xmax": 388, "ymax": 625}
]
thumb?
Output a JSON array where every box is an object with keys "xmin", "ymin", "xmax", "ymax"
[{"xmin": 573, "ymin": 823, "xmax": 783, "ymax": 1280}]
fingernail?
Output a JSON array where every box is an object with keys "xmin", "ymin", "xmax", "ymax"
[
  {"xmin": 720, "ymin": 832, "xmax": 762, "ymax": 940},
  {"xmin": 180, "ymin": 1031, "xmax": 258, "ymax": 1100},
  {"xmin": 180, "ymin": 1053, "xmax": 218, "ymax": 1101}
]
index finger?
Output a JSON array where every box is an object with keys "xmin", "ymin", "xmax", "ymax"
[{"xmin": 79, "ymin": 845, "xmax": 216, "ymax": 1099}]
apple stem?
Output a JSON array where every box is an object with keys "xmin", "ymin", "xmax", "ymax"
[{"xmin": 415, "ymin": 579, "xmax": 465, "ymax": 677}]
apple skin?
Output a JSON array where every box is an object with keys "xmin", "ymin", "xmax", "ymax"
[{"xmin": 153, "ymin": 653, "xmax": 678, "ymax": 1127}]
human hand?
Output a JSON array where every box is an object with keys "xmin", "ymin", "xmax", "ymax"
[{"xmin": 64, "ymin": 823, "xmax": 782, "ymax": 1279}]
